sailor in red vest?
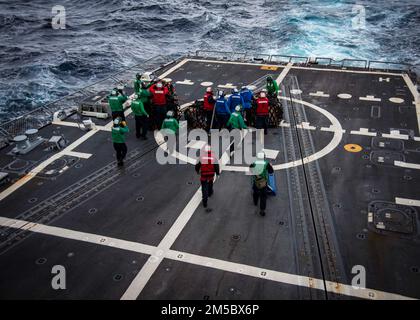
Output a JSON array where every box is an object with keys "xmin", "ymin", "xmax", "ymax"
[
  {"xmin": 203, "ymin": 87, "xmax": 216, "ymax": 132},
  {"xmin": 255, "ymin": 91, "xmax": 270, "ymax": 135},
  {"xmin": 149, "ymin": 81, "xmax": 170, "ymax": 129},
  {"xmin": 195, "ymin": 145, "xmax": 220, "ymax": 208}
]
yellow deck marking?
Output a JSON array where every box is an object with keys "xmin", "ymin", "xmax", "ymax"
[
  {"xmin": 344, "ymin": 144, "xmax": 363, "ymax": 153},
  {"xmin": 261, "ymin": 65, "xmax": 279, "ymax": 71}
]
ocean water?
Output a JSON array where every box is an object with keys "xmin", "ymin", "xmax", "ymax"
[{"xmin": 0, "ymin": 0, "xmax": 419, "ymax": 120}]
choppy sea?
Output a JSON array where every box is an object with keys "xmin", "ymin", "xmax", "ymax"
[{"xmin": 0, "ymin": 0, "xmax": 419, "ymax": 120}]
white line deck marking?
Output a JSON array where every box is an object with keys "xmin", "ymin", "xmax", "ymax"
[
  {"xmin": 389, "ymin": 97, "xmax": 405, "ymax": 104},
  {"xmin": 382, "ymin": 130, "xmax": 409, "ymax": 140},
  {"xmin": 62, "ymin": 151, "xmax": 93, "ymax": 159},
  {"xmin": 279, "ymin": 120, "xmax": 290, "ymax": 127},
  {"xmin": 0, "ymin": 217, "xmax": 156, "ymax": 254},
  {"xmin": 337, "ymin": 93, "xmax": 352, "ymax": 99},
  {"xmin": 276, "ymin": 62, "xmax": 293, "ymax": 85},
  {"xmin": 402, "ymin": 74, "xmax": 420, "ymax": 134},
  {"xmin": 296, "ymin": 122, "xmax": 316, "ymax": 130},
  {"xmin": 350, "ymin": 128, "xmax": 377, "ymax": 137},
  {"xmin": 379, "ymin": 77, "xmax": 390, "ymax": 82},
  {"xmin": 395, "ymin": 197, "xmax": 420, "ymax": 207},
  {"xmin": 394, "ymin": 161, "xmax": 420, "ymax": 170},
  {"xmin": 290, "ymin": 89, "xmax": 302, "ymax": 95},
  {"xmin": 272, "ymin": 97, "xmax": 343, "ymax": 171},
  {"xmin": 176, "ymin": 79, "xmax": 194, "ymax": 85},
  {"xmin": 52, "ymin": 120, "xmax": 81, "ymax": 128},
  {"xmin": 122, "ymin": 131, "xmax": 249, "ymax": 300},
  {"xmin": 217, "ymin": 83, "xmax": 237, "ymax": 89},
  {"xmin": 0, "ymin": 216, "xmax": 415, "ymax": 300},
  {"xmin": 321, "ymin": 125, "xmax": 346, "ymax": 133},
  {"xmin": 359, "ymin": 95, "xmax": 381, "ymax": 102},
  {"xmin": 309, "ymin": 91, "xmax": 330, "ymax": 98}
]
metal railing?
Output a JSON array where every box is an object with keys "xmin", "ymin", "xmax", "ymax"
[
  {"xmin": 270, "ymin": 55, "xmax": 309, "ymax": 64},
  {"xmin": 195, "ymin": 50, "xmax": 412, "ymax": 72},
  {"xmin": 368, "ymin": 60, "xmax": 412, "ymax": 72},
  {"xmin": 0, "ymin": 55, "xmax": 172, "ymax": 148}
]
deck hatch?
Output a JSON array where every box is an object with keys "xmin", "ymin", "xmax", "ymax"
[
  {"xmin": 370, "ymin": 151, "xmax": 404, "ymax": 166},
  {"xmin": 368, "ymin": 201, "xmax": 417, "ymax": 236}
]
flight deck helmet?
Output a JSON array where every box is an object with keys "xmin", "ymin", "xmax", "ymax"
[
  {"xmin": 257, "ymin": 152, "xmax": 265, "ymax": 160},
  {"xmin": 113, "ymin": 117, "xmax": 122, "ymax": 127}
]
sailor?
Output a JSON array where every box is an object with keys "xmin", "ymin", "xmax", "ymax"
[
  {"xmin": 164, "ymin": 79, "xmax": 177, "ymax": 113},
  {"xmin": 134, "ymin": 73, "xmax": 142, "ymax": 95},
  {"xmin": 266, "ymin": 76, "xmax": 279, "ymax": 97},
  {"xmin": 139, "ymin": 81, "xmax": 152, "ymax": 117},
  {"xmin": 249, "ymin": 152, "xmax": 274, "ymax": 216},
  {"xmin": 163, "ymin": 79, "xmax": 176, "ymax": 96},
  {"xmin": 226, "ymin": 105, "xmax": 247, "ymax": 130},
  {"xmin": 203, "ymin": 87, "xmax": 216, "ymax": 132},
  {"xmin": 161, "ymin": 110, "xmax": 179, "ymax": 154},
  {"xmin": 149, "ymin": 81, "xmax": 170, "ymax": 129},
  {"xmin": 111, "ymin": 117, "xmax": 129, "ymax": 166},
  {"xmin": 240, "ymin": 86, "xmax": 254, "ymax": 124},
  {"xmin": 215, "ymin": 90, "xmax": 231, "ymax": 129},
  {"xmin": 195, "ymin": 145, "xmax": 220, "ymax": 208},
  {"xmin": 227, "ymin": 88, "xmax": 245, "ymax": 114},
  {"xmin": 255, "ymin": 91, "xmax": 269, "ymax": 135},
  {"xmin": 131, "ymin": 94, "xmax": 149, "ymax": 139},
  {"xmin": 108, "ymin": 88, "xmax": 128, "ymax": 121}
]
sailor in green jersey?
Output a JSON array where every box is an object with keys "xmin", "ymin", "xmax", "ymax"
[
  {"xmin": 226, "ymin": 105, "xmax": 247, "ymax": 130},
  {"xmin": 249, "ymin": 152, "xmax": 274, "ymax": 217},
  {"xmin": 161, "ymin": 110, "xmax": 179, "ymax": 134},
  {"xmin": 266, "ymin": 76, "xmax": 279, "ymax": 97},
  {"xmin": 134, "ymin": 74, "xmax": 142, "ymax": 95},
  {"xmin": 139, "ymin": 81, "xmax": 152, "ymax": 119},
  {"xmin": 111, "ymin": 117, "xmax": 129, "ymax": 166},
  {"xmin": 108, "ymin": 88, "xmax": 128, "ymax": 120},
  {"xmin": 161, "ymin": 110, "xmax": 179, "ymax": 154},
  {"xmin": 131, "ymin": 94, "xmax": 149, "ymax": 140}
]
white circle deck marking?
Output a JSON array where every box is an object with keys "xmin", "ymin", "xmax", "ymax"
[
  {"xmin": 290, "ymin": 89, "xmax": 303, "ymax": 95},
  {"xmin": 155, "ymin": 98, "xmax": 344, "ymax": 172},
  {"xmin": 200, "ymin": 81, "xmax": 214, "ymax": 87},
  {"xmin": 338, "ymin": 93, "xmax": 352, "ymax": 99},
  {"xmin": 389, "ymin": 97, "xmax": 404, "ymax": 104}
]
